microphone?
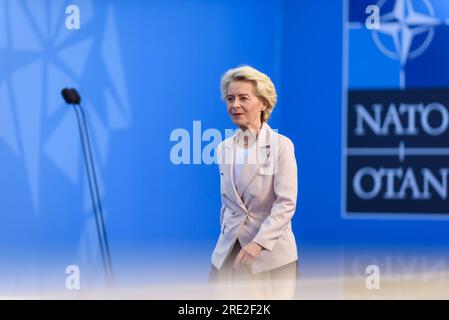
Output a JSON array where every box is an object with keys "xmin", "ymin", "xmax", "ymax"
[
  {"xmin": 61, "ymin": 88, "xmax": 81, "ymax": 105},
  {"xmin": 61, "ymin": 88, "xmax": 115, "ymax": 286}
]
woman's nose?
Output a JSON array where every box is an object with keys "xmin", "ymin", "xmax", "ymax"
[{"xmin": 232, "ymin": 100, "xmax": 241, "ymax": 109}]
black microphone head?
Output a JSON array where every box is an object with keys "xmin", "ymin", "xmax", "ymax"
[{"xmin": 61, "ymin": 88, "xmax": 81, "ymax": 105}]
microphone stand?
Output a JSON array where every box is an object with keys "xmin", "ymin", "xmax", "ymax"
[{"xmin": 72, "ymin": 103, "xmax": 115, "ymax": 287}]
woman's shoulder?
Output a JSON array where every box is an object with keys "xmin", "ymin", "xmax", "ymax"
[
  {"xmin": 216, "ymin": 135, "xmax": 234, "ymax": 152},
  {"xmin": 270, "ymin": 130, "xmax": 295, "ymax": 152}
]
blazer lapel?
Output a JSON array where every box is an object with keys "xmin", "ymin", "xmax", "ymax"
[
  {"xmin": 235, "ymin": 123, "xmax": 272, "ymax": 197},
  {"xmin": 222, "ymin": 136, "xmax": 247, "ymax": 212}
]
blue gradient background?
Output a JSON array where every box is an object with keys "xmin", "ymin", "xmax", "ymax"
[{"xmin": 1, "ymin": 0, "xmax": 449, "ymax": 294}]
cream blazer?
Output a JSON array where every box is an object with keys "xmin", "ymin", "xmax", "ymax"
[{"xmin": 211, "ymin": 122, "xmax": 298, "ymax": 274}]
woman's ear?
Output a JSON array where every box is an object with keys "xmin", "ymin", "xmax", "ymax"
[{"xmin": 262, "ymin": 101, "xmax": 268, "ymax": 112}]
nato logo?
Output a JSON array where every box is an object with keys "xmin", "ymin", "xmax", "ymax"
[
  {"xmin": 343, "ymin": 0, "xmax": 449, "ymax": 215},
  {"xmin": 0, "ymin": 0, "xmax": 131, "ymax": 215}
]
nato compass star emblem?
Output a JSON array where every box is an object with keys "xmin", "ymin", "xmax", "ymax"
[
  {"xmin": 0, "ymin": 0, "xmax": 132, "ymax": 215},
  {"xmin": 371, "ymin": 0, "xmax": 444, "ymax": 88}
]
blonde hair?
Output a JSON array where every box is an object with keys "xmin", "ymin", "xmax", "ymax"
[{"xmin": 220, "ymin": 65, "xmax": 277, "ymax": 122}]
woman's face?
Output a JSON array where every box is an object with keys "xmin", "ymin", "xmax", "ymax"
[{"xmin": 226, "ymin": 80, "xmax": 266, "ymax": 131}]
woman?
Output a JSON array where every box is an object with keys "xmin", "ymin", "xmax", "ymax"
[{"xmin": 210, "ymin": 65, "xmax": 299, "ymax": 299}]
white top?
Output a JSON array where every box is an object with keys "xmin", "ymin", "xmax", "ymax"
[
  {"xmin": 233, "ymin": 128, "xmax": 259, "ymax": 194},
  {"xmin": 233, "ymin": 144, "xmax": 254, "ymax": 190}
]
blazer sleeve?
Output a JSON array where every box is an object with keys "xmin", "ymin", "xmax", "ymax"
[
  {"xmin": 252, "ymin": 137, "xmax": 298, "ymax": 251},
  {"xmin": 219, "ymin": 204, "xmax": 226, "ymax": 226},
  {"xmin": 217, "ymin": 141, "xmax": 225, "ymax": 227}
]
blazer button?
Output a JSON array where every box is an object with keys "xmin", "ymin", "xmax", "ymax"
[
  {"xmin": 250, "ymin": 193, "xmax": 255, "ymax": 197},
  {"xmin": 220, "ymin": 171, "xmax": 224, "ymax": 176}
]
